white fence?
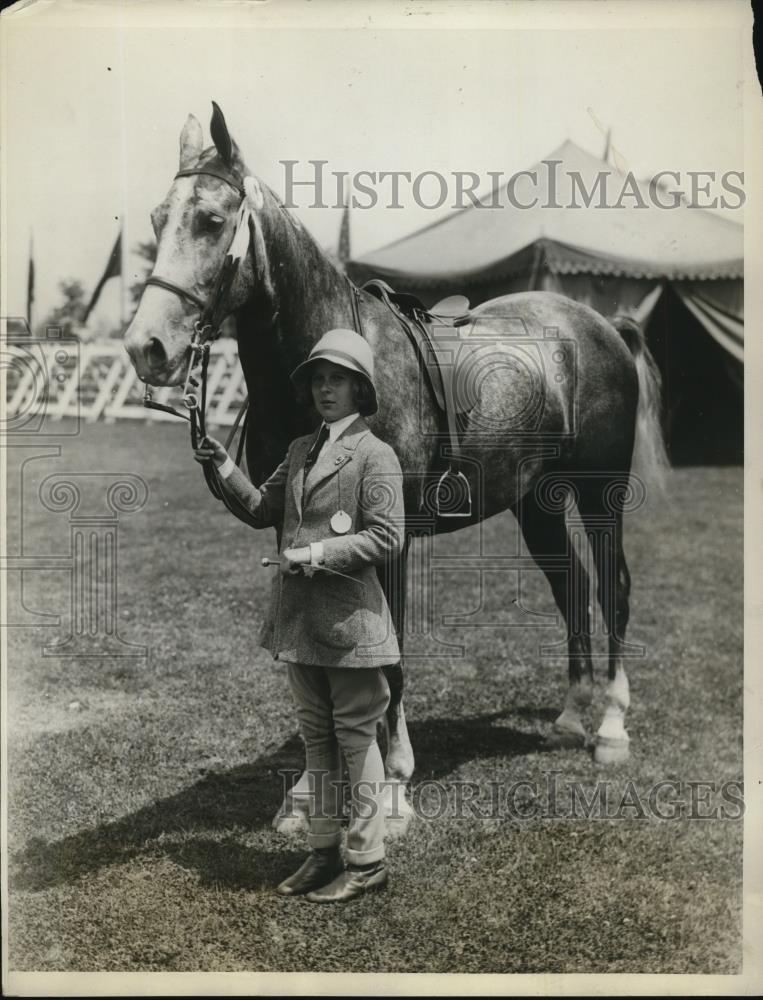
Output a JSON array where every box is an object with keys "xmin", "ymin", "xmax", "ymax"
[{"xmin": 4, "ymin": 339, "xmax": 247, "ymax": 426}]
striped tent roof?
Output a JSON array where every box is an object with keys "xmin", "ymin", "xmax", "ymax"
[{"xmin": 351, "ymin": 140, "xmax": 743, "ymax": 286}]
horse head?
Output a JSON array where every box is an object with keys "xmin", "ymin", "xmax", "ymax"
[{"xmin": 125, "ymin": 102, "xmax": 272, "ymax": 385}]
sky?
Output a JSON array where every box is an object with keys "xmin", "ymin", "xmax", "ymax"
[{"xmin": 1, "ymin": 0, "xmax": 749, "ymax": 327}]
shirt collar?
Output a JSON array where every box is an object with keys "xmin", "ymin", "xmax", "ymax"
[{"xmin": 324, "ymin": 412, "xmax": 360, "ymax": 442}]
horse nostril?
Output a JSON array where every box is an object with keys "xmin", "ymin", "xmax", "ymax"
[{"xmin": 145, "ymin": 337, "xmax": 167, "ymax": 370}]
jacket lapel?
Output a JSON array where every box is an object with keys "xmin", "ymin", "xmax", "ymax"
[{"xmin": 296, "ymin": 416, "xmax": 370, "ymax": 514}]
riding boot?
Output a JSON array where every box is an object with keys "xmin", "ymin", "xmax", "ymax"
[
  {"xmin": 305, "ymin": 860, "xmax": 388, "ymax": 903},
  {"xmin": 275, "ymin": 847, "xmax": 344, "ymax": 897}
]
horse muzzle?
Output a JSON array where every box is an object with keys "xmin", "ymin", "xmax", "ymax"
[{"xmin": 124, "ymin": 319, "xmax": 189, "ymax": 386}]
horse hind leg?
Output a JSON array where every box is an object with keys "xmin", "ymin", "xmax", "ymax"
[
  {"xmin": 578, "ymin": 479, "xmax": 633, "ymax": 764},
  {"xmin": 513, "ymin": 487, "xmax": 594, "ymax": 749}
]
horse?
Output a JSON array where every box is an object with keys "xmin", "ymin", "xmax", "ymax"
[{"xmin": 124, "ymin": 103, "xmax": 668, "ymax": 834}]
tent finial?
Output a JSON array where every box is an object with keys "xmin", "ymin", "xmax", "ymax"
[{"xmin": 337, "ymin": 179, "xmax": 351, "ymax": 266}]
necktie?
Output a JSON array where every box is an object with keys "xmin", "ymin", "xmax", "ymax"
[{"xmin": 303, "ymin": 423, "xmax": 330, "ymax": 479}]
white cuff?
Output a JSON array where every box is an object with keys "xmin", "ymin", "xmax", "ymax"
[
  {"xmin": 310, "ymin": 542, "xmax": 325, "ymax": 566},
  {"xmin": 217, "ymin": 455, "xmax": 236, "ymax": 480}
]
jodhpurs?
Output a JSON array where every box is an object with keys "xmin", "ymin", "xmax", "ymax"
[{"xmin": 286, "ymin": 662, "xmax": 391, "ymax": 865}]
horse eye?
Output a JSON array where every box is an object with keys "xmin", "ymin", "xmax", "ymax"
[{"xmin": 202, "ymin": 213, "xmax": 225, "ymax": 232}]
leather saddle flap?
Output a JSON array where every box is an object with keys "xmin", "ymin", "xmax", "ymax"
[
  {"xmin": 418, "ymin": 318, "xmax": 488, "ymax": 415},
  {"xmin": 362, "ymin": 278, "xmax": 479, "ymax": 415}
]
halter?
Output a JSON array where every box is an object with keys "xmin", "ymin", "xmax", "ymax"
[{"xmin": 142, "ymin": 167, "xmax": 262, "ymax": 526}]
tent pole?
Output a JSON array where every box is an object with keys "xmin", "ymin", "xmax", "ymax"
[{"xmin": 529, "ymin": 241, "xmax": 546, "ymax": 291}]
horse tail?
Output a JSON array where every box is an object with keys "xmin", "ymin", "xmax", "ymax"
[{"xmin": 611, "ymin": 315, "xmax": 670, "ymax": 495}]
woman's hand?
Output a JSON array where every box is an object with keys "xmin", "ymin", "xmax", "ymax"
[
  {"xmin": 194, "ymin": 435, "xmax": 228, "ymax": 468},
  {"xmin": 281, "ymin": 546, "xmax": 311, "ymax": 575}
]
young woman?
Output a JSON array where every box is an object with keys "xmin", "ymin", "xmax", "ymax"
[{"xmin": 194, "ymin": 328, "xmax": 405, "ymax": 903}]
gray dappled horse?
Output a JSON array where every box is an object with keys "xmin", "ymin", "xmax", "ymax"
[{"xmin": 125, "ymin": 105, "xmax": 668, "ymax": 835}]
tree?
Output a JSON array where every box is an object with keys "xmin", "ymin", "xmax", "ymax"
[{"xmin": 38, "ymin": 280, "xmax": 88, "ymax": 338}]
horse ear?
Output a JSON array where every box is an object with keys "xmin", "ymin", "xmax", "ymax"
[
  {"xmin": 210, "ymin": 100, "xmax": 233, "ymax": 168},
  {"xmin": 179, "ymin": 114, "xmax": 203, "ymax": 170}
]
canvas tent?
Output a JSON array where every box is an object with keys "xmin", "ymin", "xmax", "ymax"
[{"xmin": 347, "ymin": 141, "xmax": 743, "ymax": 464}]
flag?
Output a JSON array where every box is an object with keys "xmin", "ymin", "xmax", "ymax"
[
  {"xmin": 337, "ymin": 193, "xmax": 351, "ymax": 266},
  {"xmin": 83, "ymin": 232, "xmax": 121, "ymax": 324},
  {"xmin": 26, "ymin": 231, "xmax": 34, "ymax": 328}
]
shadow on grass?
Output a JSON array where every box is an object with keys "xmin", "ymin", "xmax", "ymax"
[
  {"xmin": 12, "ymin": 709, "xmax": 547, "ymax": 893},
  {"xmin": 512, "ymin": 705, "xmax": 561, "ymax": 724},
  {"xmin": 405, "ymin": 708, "xmax": 546, "ymax": 773}
]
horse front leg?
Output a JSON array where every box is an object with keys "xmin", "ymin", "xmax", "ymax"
[
  {"xmin": 272, "ymin": 764, "xmax": 311, "ymax": 836},
  {"xmin": 379, "ymin": 536, "xmax": 415, "ymax": 837},
  {"xmin": 380, "ymin": 662, "xmax": 415, "ymax": 837},
  {"xmin": 382, "ymin": 662, "xmax": 414, "ymax": 783}
]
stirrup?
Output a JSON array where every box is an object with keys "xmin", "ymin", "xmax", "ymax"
[{"xmin": 436, "ymin": 466, "xmax": 472, "ymax": 517}]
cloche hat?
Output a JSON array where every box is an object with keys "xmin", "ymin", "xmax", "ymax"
[{"xmin": 290, "ymin": 328, "xmax": 378, "ymax": 415}]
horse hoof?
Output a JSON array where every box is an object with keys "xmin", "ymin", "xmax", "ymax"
[
  {"xmin": 272, "ymin": 811, "xmax": 310, "ymax": 836},
  {"xmin": 545, "ymin": 726, "xmax": 586, "ymax": 750},
  {"xmin": 594, "ymin": 737, "xmax": 630, "ymax": 765}
]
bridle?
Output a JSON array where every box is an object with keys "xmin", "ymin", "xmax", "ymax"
[
  {"xmin": 141, "ymin": 166, "xmax": 261, "ymax": 526},
  {"xmin": 138, "ymin": 165, "xmax": 368, "ymax": 528},
  {"xmin": 143, "ymin": 167, "xmax": 246, "ymax": 335}
]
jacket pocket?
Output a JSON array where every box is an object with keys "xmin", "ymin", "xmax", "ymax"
[{"xmin": 307, "ymin": 586, "xmax": 366, "ymax": 651}]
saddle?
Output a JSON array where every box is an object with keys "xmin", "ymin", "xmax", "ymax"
[{"xmin": 361, "ymin": 278, "xmax": 477, "ymax": 517}]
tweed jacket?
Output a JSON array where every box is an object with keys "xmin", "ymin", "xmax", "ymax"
[{"xmin": 220, "ymin": 416, "xmax": 405, "ymax": 668}]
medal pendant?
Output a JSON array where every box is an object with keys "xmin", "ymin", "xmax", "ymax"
[{"xmin": 330, "ymin": 510, "xmax": 352, "ymax": 534}]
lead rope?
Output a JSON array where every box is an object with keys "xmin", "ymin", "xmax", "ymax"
[{"xmin": 194, "ymin": 341, "xmax": 264, "ymax": 528}]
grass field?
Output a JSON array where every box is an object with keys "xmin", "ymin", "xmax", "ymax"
[{"xmin": 6, "ymin": 421, "xmax": 743, "ymax": 973}]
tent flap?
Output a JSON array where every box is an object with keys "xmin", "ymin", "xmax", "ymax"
[{"xmin": 674, "ymin": 282, "xmax": 744, "ymax": 362}]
